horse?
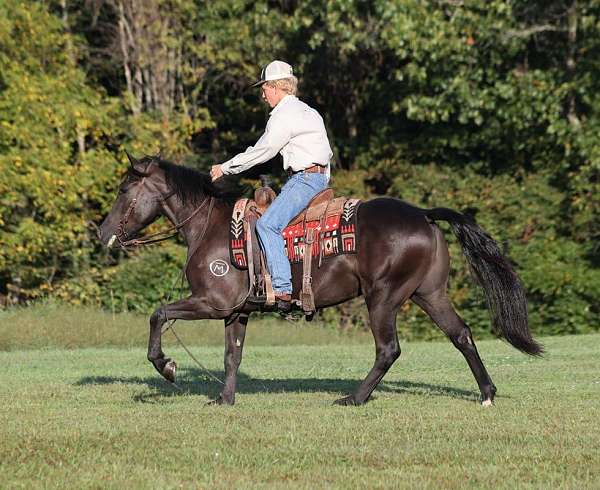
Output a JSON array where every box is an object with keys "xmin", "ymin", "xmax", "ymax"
[{"xmin": 98, "ymin": 153, "xmax": 542, "ymax": 406}]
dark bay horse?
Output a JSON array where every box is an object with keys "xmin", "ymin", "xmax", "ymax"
[{"xmin": 99, "ymin": 154, "xmax": 542, "ymax": 406}]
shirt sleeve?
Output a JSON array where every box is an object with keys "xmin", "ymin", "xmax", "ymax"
[{"xmin": 220, "ymin": 115, "xmax": 293, "ymax": 175}]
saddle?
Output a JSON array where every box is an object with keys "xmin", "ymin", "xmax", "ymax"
[{"xmin": 229, "ymin": 186, "xmax": 360, "ymax": 316}]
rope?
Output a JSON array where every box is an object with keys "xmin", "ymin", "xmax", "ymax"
[
  {"xmin": 164, "ymin": 324, "xmax": 224, "ymax": 386},
  {"xmin": 117, "ymin": 190, "xmax": 235, "ymax": 387},
  {"xmin": 159, "ymin": 204, "xmax": 225, "ymax": 386}
]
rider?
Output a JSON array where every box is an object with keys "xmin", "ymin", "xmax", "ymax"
[{"xmin": 210, "ymin": 60, "xmax": 333, "ymax": 312}]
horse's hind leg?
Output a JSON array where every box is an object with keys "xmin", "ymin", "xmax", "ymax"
[
  {"xmin": 412, "ymin": 290, "xmax": 497, "ymax": 405},
  {"xmin": 148, "ymin": 296, "xmax": 208, "ymax": 383},
  {"xmin": 208, "ymin": 313, "xmax": 248, "ymax": 406},
  {"xmin": 334, "ymin": 289, "xmax": 404, "ymax": 406}
]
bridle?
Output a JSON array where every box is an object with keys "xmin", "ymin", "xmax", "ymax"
[{"xmin": 115, "ymin": 175, "xmax": 213, "ymax": 249}]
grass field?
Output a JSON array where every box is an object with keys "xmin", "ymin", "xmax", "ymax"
[{"xmin": 1, "ymin": 305, "xmax": 599, "ymax": 488}]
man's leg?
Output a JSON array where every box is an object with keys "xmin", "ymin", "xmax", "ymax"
[{"xmin": 256, "ymin": 172, "xmax": 328, "ymax": 297}]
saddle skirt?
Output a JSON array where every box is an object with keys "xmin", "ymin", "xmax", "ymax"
[{"xmin": 229, "ymin": 187, "xmax": 360, "ymax": 270}]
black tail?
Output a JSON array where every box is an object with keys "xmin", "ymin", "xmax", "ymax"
[{"xmin": 426, "ymin": 207, "xmax": 543, "ymax": 356}]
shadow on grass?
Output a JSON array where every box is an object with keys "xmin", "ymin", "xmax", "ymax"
[{"xmin": 75, "ymin": 368, "xmax": 480, "ymax": 403}]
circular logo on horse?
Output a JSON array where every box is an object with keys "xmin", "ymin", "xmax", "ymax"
[{"xmin": 209, "ymin": 259, "xmax": 229, "ymax": 277}]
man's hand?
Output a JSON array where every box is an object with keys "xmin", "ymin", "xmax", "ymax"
[{"xmin": 210, "ymin": 164, "xmax": 224, "ymax": 182}]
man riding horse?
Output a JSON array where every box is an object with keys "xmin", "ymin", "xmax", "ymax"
[
  {"xmin": 210, "ymin": 60, "xmax": 332, "ymax": 313},
  {"xmin": 99, "ymin": 61, "xmax": 541, "ymax": 407}
]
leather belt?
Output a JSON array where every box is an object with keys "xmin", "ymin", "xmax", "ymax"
[{"xmin": 287, "ymin": 164, "xmax": 327, "ymax": 176}]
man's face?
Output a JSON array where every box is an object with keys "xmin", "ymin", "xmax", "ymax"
[{"xmin": 261, "ymin": 84, "xmax": 284, "ymax": 108}]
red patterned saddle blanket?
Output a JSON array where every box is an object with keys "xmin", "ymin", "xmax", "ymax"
[{"xmin": 229, "ymin": 195, "xmax": 360, "ymax": 270}]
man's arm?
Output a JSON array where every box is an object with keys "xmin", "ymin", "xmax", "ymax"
[{"xmin": 218, "ymin": 118, "xmax": 292, "ymax": 176}]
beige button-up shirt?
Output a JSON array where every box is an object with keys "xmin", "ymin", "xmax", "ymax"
[{"xmin": 221, "ymin": 95, "xmax": 333, "ymax": 178}]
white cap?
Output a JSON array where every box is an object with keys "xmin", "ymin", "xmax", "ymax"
[{"xmin": 251, "ymin": 60, "xmax": 294, "ymax": 87}]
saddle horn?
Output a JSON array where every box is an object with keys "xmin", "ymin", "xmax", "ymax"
[{"xmin": 255, "ymin": 175, "xmax": 276, "ymax": 209}]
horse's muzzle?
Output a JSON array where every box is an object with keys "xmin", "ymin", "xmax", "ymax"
[{"xmin": 106, "ymin": 234, "xmax": 117, "ymax": 249}]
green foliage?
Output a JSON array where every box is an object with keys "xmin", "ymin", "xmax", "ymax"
[
  {"xmin": 99, "ymin": 243, "xmax": 187, "ymax": 313},
  {"xmin": 50, "ymin": 242, "xmax": 187, "ymax": 313},
  {"xmin": 0, "ymin": 0, "xmax": 213, "ymax": 301},
  {"xmin": 383, "ymin": 163, "xmax": 600, "ymax": 337},
  {"xmin": 0, "ymin": 0, "xmax": 598, "ymax": 339},
  {"xmin": 0, "ymin": 0, "xmax": 121, "ymax": 297}
]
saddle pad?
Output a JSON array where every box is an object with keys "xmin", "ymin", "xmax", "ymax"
[
  {"xmin": 229, "ymin": 198, "xmax": 249, "ymax": 268},
  {"xmin": 229, "ymin": 197, "xmax": 360, "ymax": 270},
  {"xmin": 283, "ymin": 198, "xmax": 360, "ymax": 263}
]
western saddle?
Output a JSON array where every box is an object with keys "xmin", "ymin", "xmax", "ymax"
[{"xmin": 238, "ymin": 184, "xmax": 348, "ymax": 317}]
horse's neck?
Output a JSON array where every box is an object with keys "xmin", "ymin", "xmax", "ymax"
[{"xmin": 163, "ymin": 195, "xmax": 230, "ymax": 247}]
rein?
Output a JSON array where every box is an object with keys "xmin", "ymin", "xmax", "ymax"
[{"xmin": 115, "ymin": 179, "xmax": 211, "ymax": 249}]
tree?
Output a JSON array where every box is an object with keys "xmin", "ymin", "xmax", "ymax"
[{"xmin": 0, "ymin": 0, "xmax": 119, "ymax": 300}]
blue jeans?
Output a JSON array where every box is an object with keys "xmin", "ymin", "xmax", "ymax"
[{"xmin": 256, "ymin": 172, "xmax": 329, "ymax": 294}]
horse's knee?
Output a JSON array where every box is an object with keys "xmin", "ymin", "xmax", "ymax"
[{"xmin": 150, "ymin": 307, "xmax": 166, "ymax": 327}]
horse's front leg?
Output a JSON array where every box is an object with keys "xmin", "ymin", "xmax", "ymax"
[
  {"xmin": 208, "ymin": 313, "xmax": 249, "ymax": 406},
  {"xmin": 148, "ymin": 296, "xmax": 213, "ymax": 383}
]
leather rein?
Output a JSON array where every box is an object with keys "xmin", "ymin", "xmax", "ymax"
[{"xmin": 115, "ymin": 176, "xmax": 213, "ymax": 249}]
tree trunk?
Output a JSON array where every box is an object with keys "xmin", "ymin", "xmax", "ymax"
[
  {"xmin": 118, "ymin": 1, "xmax": 140, "ymax": 115},
  {"xmin": 566, "ymin": 0, "xmax": 580, "ymax": 126}
]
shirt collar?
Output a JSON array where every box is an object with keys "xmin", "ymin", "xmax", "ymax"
[{"xmin": 270, "ymin": 94, "xmax": 295, "ymax": 115}]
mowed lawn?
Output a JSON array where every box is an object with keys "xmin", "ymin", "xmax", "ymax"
[{"xmin": 0, "ymin": 306, "xmax": 598, "ymax": 489}]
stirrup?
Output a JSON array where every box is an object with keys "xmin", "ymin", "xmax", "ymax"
[
  {"xmin": 246, "ymin": 295, "xmax": 292, "ymax": 314},
  {"xmin": 246, "ymin": 295, "xmax": 268, "ymax": 305}
]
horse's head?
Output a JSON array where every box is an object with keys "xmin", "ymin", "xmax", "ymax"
[{"xmin": 99, "ymin": 152, "xmax": 168, "ymax": 249}]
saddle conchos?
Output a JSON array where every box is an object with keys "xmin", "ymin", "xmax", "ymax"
[{"xmin": 229, "ymin": 185, "xmax": 360, "ymax": 316}]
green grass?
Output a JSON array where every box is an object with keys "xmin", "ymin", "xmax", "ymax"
[
  {"xmin": 0, "ymin": 302, "xmax": 373, "ymax": 350},
  {"xmin": 1, "ymin": 306, "xmax": 599, "ymax": 488}
]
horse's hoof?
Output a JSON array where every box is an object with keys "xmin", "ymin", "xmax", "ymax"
[
  {"xmin": 207, "ymin": 394, "xmax": 234, "ymax": 406},
  {"xmin": 481, "ymin": 398, "xmax": 493, "ymax": 407},
  {"xmin": 333, "ymin": 395, "xmax": 357, "ymax": 406},
  {"xmin": 162, "ymin": 360, "xmax": 177, "ymax": 383},
  {"xmin": 207, "ymin": 396, "xmax": 223, "ymax": 406}
]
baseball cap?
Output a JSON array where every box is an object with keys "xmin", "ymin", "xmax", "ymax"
[{"xmin": 251, "ymin": 60, "xmax": 294, "ymax": 87}]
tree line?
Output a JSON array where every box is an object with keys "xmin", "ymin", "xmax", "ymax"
[{"xmin": 0, "ymin": 0, "xmax": 598, "ymax": 337}]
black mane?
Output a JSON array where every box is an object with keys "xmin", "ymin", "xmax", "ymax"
[{"xmin": 140, "ymin": 156, "xmax": 246, "ymax": 206}]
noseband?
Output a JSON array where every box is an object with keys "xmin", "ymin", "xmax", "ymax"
[{"xmin": 115, "ymin": 177, "xmax": 213, "ymax": 248}]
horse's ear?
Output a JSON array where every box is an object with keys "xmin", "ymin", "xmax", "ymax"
[
  {"xmin": 125, "ymin": 150, "xmax": 150, "ymax": 177},
  {"xmin": 125, "ymin": 149, "xmax": 138, "ymax": 166}
]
